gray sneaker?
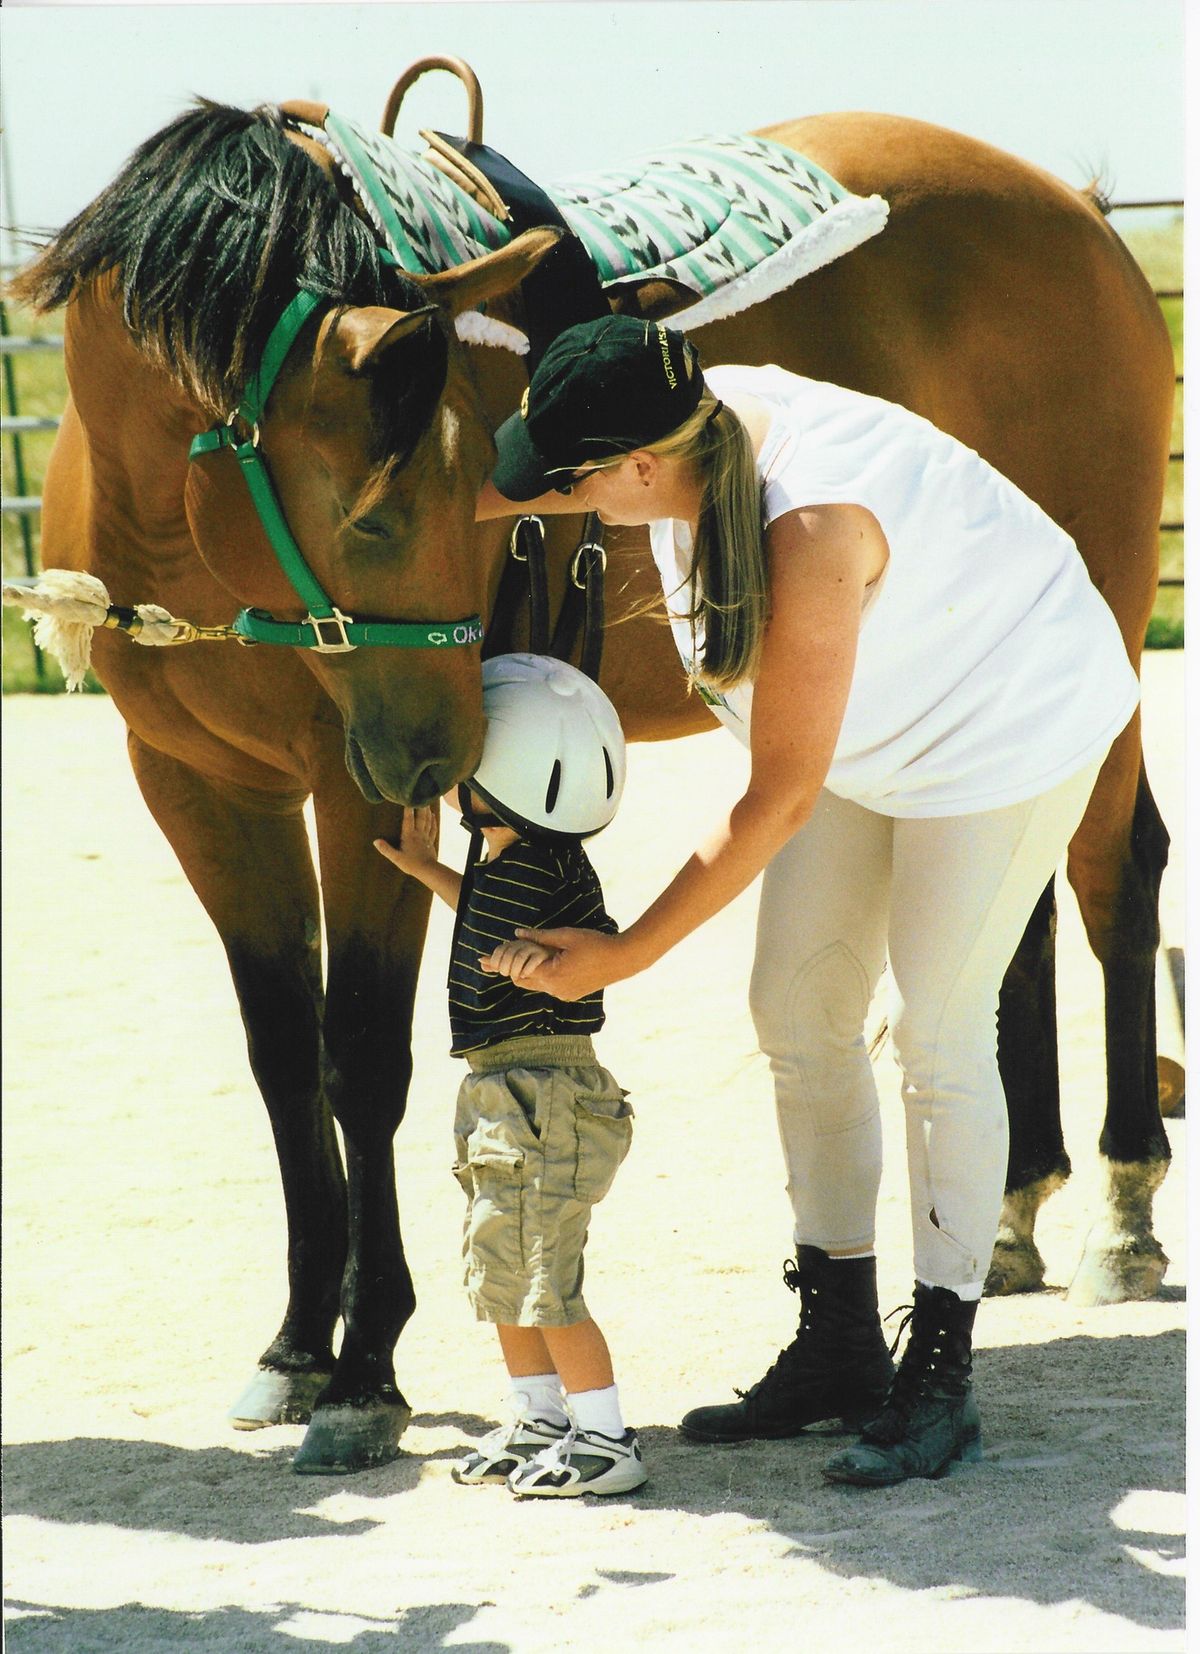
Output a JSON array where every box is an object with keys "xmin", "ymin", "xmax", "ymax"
[
  {"xmin": 507, "ymin": 1426, "xmax": 648, "ymax": 1498},
  {"xmin": 452, "ymin": 1416, "xmax": 571, "ymax": 1486}
]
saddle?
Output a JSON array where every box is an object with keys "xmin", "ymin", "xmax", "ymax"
[{"xmin": 283, "ymin": 104, "xmax": 889, "ymax": 345}]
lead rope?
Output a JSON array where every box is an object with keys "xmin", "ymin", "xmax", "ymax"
[{"xmin": 2, "ymin": 570, "xmax": 245, "ymax": 691}]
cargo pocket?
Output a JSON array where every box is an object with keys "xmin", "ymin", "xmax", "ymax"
[
  {"xmin": 462, "ymin": 1121, "xmax": 526, "ymax": 1281},
  {"xmin": 573, "ymin": 1083, "xmax": 634, "ymax": 1203}
]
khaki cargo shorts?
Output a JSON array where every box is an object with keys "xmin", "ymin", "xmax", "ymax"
[{"xmin": 452, "ymin": 1034, "xmax": 633, "ymax": 1326}]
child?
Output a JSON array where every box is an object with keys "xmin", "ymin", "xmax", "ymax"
[{"xmin": 374, "ymin": 652, "xmax": 646, "ymax": 1498}]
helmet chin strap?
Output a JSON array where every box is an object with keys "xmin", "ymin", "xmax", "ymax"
[{"xmin": 457, "ymin": 783, "xmax": 507, "ymax": 831}]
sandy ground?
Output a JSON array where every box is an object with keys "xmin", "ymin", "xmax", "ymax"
[{"xmin": 1, "ymin": 652, "xmax": 1189, "ymax": 1653}]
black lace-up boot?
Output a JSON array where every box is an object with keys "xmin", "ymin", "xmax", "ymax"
[
  {"xmin": 679, "ymin": 1247, "xmax": 895, "ymax": 1442},
  {"xmin": 822, "ymin": 1282, "xmax": 982, "ymax": 1486}
]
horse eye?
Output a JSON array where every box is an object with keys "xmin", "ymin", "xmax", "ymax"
[{"xmin": 349, "ymin": 517, "xmax": 390, "ymax": 541}]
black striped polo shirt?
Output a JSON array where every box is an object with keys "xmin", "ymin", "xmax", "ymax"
[{"xmin": 448, "ymin": 837, "xmax": 617, "ymax": 1057}]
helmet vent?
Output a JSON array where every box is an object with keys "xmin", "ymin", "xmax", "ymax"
[
  {"xmin": 545, "ymin": 759, "xmax": 562, "ymax": 815},
  {"xmin": 603, "ymin": 747, "xmax": 615, "ymax": 798}
]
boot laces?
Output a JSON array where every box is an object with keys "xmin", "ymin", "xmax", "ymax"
[
  {"xmin": 863, "ymin": 1302, "xmax": 966, "ymax": 1446},
  {"xmin": 733, "ymin": 1257, "xmax": 820, "ymax": 1402}
]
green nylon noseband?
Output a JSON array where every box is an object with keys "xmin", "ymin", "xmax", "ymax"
[{"xmin": 188, "ymin": 262, "xmax": 482, "ymax": 654}]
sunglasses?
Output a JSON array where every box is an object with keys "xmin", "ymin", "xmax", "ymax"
[{"xmin": 551, "ymin": 460, "xmax": 621, "ymax": 497}]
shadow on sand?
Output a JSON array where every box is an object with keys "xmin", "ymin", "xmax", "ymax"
[{"xmin": 4, "ymin": 1330, "xmax": 1183, "ymax": 1644}]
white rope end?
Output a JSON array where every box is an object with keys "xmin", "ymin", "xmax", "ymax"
[
  {"xmin": 3, "ymin": 570, "xmax": 114, "ymax": 692},
  {"xmin": 132, "ymin": 605, "xmax": 190, "ymax": 646}
]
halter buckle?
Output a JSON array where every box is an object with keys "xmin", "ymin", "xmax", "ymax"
[{"xmin": 307, "ymin": 608, "xmax": 357, "ymax": 652}]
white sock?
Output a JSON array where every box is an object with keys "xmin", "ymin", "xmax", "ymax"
[
  {"xmin": 568, "ymin": 1383, "xmax": 626, "ymax": 1439},
  {"xmin": 510, "ymin": 1372, "xmax": 569, "ymax": 1425},
  {"xmin": 916, "ymin": 1277, "xmax": 983, "ymax": 1303}
]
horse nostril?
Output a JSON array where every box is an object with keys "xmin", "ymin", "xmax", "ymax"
[
  {"xmin": 346, "ymin": 724, "xmax": 469, "ymax": 807},
  {"xmin": 409, "ymin": 759, "xmax": 457, "ymax": 807}
]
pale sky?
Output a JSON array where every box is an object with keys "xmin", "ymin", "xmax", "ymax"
[{"xmin": 0, "ymin": 0, "xmax": 1187, "ymax": 249}]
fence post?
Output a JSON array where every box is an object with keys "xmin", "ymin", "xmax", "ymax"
[{"xmin": 0, "ymin": 299, "xmax": 45, "ymax": 681}]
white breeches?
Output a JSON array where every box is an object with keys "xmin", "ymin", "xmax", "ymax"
[{"xmin": 748, "ymin": 763, "xmax": 1100, "ymax": 1292}]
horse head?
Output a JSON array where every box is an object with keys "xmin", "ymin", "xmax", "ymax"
[
  {"xmin": 9, "ymin": 99, "xmax": 573, "ymax": 805},
  {"xmin": 188, "ymin": 227, "xmax": 562, "ymax": 806}
]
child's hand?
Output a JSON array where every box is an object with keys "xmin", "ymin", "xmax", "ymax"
[
  {"xmin": 482, "ymin": 926, "xmax": 627, "ymax": 1001},
  {"xmin": 374, "ymin": 806, "xmax": 438, "ymax": 875},
  {"xmin": 480, "ymin": 937, "xmax": 559, "ymax": 983}
]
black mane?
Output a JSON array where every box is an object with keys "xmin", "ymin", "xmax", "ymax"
[{"xmin": 9, "ymin": 100, "xmax": 447, "ymax": 450}]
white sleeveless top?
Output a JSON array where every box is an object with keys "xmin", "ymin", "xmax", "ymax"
[{"xmin": 648, "ymin": 364, "xmax": 1139, "ymax": 818}]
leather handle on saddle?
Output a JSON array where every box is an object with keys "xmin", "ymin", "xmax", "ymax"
[
  {"xmin": 380, "ymin": 56, "xmax": 484, "ymax": 143},
  {"xmin": 279, "ymin": 98, "xmax": 332, "ymax": 128}
]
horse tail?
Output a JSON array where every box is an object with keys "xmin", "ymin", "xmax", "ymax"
[{"xmin": 1079, "ymin": 172, "xmax": 1114, "ymax": 219}]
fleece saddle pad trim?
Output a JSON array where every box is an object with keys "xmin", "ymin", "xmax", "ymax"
[{"xmin": 304, "ymin": 115, "xmax": 889, "ymax": 336}]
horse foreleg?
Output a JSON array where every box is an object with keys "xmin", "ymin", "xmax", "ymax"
[
  {"xmin": 127, "ymin": 735, "xmax": 346, "ymax": 1423},
  {"xmin": 1065, "ymin": 737, "xmax": 1172, "ymax": 1305},
  {"xmin": 988, "ymin": 879, "xmax": 1070, "ymax": 1294},
  {"xmin": 290, "ymin": 781, "xmax": 432, "ymax": 1475}
]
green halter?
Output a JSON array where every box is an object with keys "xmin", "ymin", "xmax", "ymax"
[{"xmin": 188, "ymin": 266, "xmax": 482, "ymax": 653}]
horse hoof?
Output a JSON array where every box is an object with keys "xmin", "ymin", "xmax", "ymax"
[
  {"xmin": 228, "ymin": 1368, "xmax": 331, "ymax": 1430},
  {"xmin": 984, "ymin": 1236, "xmax": 1045, "ymax": 1296},
  {"xmin": 1066, "ymin": 1237, "xmax": 1168, "ymax": 1306},
  {"xmin": 292, "ymin": 1396, "xmax": 412, "ymax": 1475}
]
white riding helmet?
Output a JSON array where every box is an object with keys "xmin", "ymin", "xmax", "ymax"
[{"xmin": 468, "ymin": 653, "xmax": 626, "ymax": 840}]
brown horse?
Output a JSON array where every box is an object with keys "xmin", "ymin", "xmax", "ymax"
[{"xmin": 10, "ymin": 90, "xmax": 1174, "ymax": 1475}]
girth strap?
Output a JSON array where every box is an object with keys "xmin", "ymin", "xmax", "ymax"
[
  {"xmin": 483, "ymin": 513, "xmax": 606, "ymax": 684},
  {"xmin": 553, "ymin": 532, "xmax": 606, "ymax": 684}
]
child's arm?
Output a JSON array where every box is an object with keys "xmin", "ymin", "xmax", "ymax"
[{"xmin": 374, "ymin": 807, "xmax": 462, "ymax": 909}]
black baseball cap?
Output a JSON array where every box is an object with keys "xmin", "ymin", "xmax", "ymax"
[{"xmin": 492, "ymin": 315, "xmax": 705, "ymax": 501}]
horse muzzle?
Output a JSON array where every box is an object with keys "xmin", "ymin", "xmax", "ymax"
[{"xmin": 345, "ymin": 726, "xmax": 478, "ymax": 807}]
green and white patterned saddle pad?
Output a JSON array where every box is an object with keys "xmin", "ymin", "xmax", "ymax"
[{"xmin": 305, "ymin": 113, "xmax": 889, "ymax": 342}]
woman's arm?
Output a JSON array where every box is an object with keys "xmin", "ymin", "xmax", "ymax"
[
  {"xmin": 482, "ymin": 503, "xmax": 887, "ymax": 998},
  {"xmin": 476, "ymin": 478, "xmax": 586, "ymax": 521}
]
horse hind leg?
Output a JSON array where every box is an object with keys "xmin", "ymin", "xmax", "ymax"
[
  {"xmin": 988, "ymin": 877, "xmax": 1070, "ymax": 1294},
  {"xmin": 128, "ymin": 735, "xmax": 347, "ymax": 1425},
  {"xmin": 1065, "ymin": 734, "xmax": 1172, "ymax": 1305}
]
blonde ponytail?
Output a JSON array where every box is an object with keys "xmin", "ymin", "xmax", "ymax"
[{"xmin": 642, "ymin": 392, "xmax": 768, "ymax": 689}]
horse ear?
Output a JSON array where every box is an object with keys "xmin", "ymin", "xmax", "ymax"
[
  {"xmin": 606, "ymin": 276, "xmax": 700, "ymax": 321},
  {"xmin": 417, "ymin": 227, "xmax": 564, "ymax": 316},
  {"xmin": 330, "ymin": 305, "xmax": 438, "ymax": 374}
]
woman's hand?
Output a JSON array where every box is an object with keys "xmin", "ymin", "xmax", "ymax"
[{"xmin": 479, "ymin": 926, "xmax": 629, "ymax": 1001}]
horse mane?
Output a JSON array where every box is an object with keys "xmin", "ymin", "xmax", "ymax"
[{"xmin": 7, "ymin": 99, "xmax": 447, "ymax": 456}]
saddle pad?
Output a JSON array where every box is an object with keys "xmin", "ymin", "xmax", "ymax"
[
  {"xmin": 554, "ymin": 135, "xmax": 888, "ymax": 329},
  {"xmin": 304, "ymin": 115, "xmax": 889, "ymax": 338}
]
